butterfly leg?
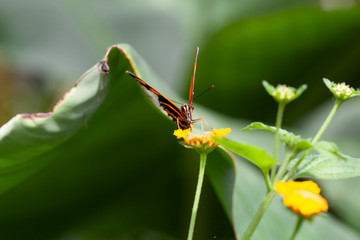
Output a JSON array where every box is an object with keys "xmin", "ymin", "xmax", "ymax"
[
  {"xmin": 192, "ymin": 118, "xmax": 212, "ymax": 131},
  {"xmin": 176, "ymin": 118, "xmax": 181, "ymax": 129}
]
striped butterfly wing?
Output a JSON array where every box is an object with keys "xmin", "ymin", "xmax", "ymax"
[{"xmin": 126, "ymin": 71, "xmax": 190, "ymax": 129}]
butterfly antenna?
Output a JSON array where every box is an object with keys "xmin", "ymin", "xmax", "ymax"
[
  {"xmin": 193, "ymin": 84, "xmax": 215, "ymax": 100},
  {"xmin": 189, "ymin": 47, "xmax": 199, "ymax": 105}
]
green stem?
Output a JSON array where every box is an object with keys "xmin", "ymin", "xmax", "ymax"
[
  {"xmin": 312, "ymin": 100, "xmax": 341, "ymax": 144},
  {"xmin": 274, "ymin": 151, "xmax": 294, "ymax": 183},
  {"xmin": 187, "ymin": 153, "xmax": 207, "ymax": 240},
  {"xmin": 289, "ymin": 215, "xmax": 304, "ymax": 240},
  {"xmin": 242, "ymin": 190, "xmax": 277, "ymax": 240},
  {"xmin": 284, "ymin": 100, "xmax": 341, "ymax": 180},
  {"xmin": 283, "ymin": 151, "xmax": 307, "ymax": 181},
  {"xmin": 271, "ymin": 102, "xmax": 286, "ymax": 182},
  {"xmin": 262, "ymin": 170, "xmax": 272, "ymax": 191}
]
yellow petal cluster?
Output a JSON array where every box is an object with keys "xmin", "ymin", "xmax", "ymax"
[
  {"xmin": 212, "ymin": 128, "xmax": 231, "ymax": 138},
  {"xmin": 174, "ymin": 128, "xmax": 191, "ymax": 140},
  {"xmin": 275, "ymin": 180, "xmax": 328, "ymax": 218},
  {"xmin": 173, "ymin": 128, "xmax": 231, "ymax": 153}
]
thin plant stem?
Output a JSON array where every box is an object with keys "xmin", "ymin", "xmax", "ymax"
[
  {"xmin": 271, "ymin": 102, "xmax": 286, "ymax": 183},
  {"xmin": 284, "ymin": 100, "xmax": 341, "ymax": 180},
  {"xmin": 241, "ymin": 190, "xmax": 277, "ymax": 240},
  {"xmin": 274, "ymin": 151, "xmax": 294, "ymax": 183},
  {"xmin": 187, "ymin": 153, "xmax": 207, "ymax": 240},
  {"xmin": 262, "ymin": 170, "xmax": 273, "ymax": 191},
  {"xmin": 312, "ymin": 100, "xmax": 341, "ymax": 144},
  {"xmin": 289, "ymin": 215, "xmax": 304, "ymax": 240},
  {"xmin": 283, "ymin": 151, "xmax": 307, "ymax": 181}
]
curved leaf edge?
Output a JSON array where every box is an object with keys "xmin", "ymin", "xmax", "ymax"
[{"xmin": 0, "ymin": 44, "xmax": 140, "ymax": 193}]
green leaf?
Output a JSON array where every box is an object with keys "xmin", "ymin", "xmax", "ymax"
[
  {"xmin": 0, "ymin": 44, "xmax": 174, "ymax": 238},
  {"xmin": 313, "ymin": 141, "xmax": 346, "ymax": 159},
  {"xmin": 323, "ymin": 78, "xmax": 333, "ymax": 90},
  {"xmin": 0, "ymin": 44, "xmax": 237, "ymax": 239},
  {"xmin": 262, "ymin": 80, "xmax": 276, "ymax": 96},
  {"xmin": 0, "ymin": 44, "xmax": 169, "ymax": 197},
  {"xmin": 206, "ymin": 147, "xmax": 236, "ymax": 220},
  {"xmin": 0, "ymin": 53, "xmax": 108, "ymax": 194},
  {"xmin": 214, "ymin": 137, "xmax": 276, "ymax": 173},
  {"xmin": 242, "ymin": 122, "xmax": 274, "ymax": 132},
  {"xmin": 243, "ymin": 122, "xmax": 312, "ymax": 153},
  {"xmin": 291, "ymin": 154, "xmax": 360, "ymax": 179}
]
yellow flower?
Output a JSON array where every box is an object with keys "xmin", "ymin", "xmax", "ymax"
[
  {"xmin": 174, "ymin": 128, "xmax": 191, "ymax": 139},
  {"xmin": 173, "ymin": 128, "xmax": 231, "ymax": 154},
  {"xmin": 212, "ymin": 128, "xmax": 231, "ymax": 138},
  {"xmin": 275, "ymin": 180, "xmax": 328, "ymax": 218}
]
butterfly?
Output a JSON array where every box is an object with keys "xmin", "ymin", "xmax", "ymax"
[{"xmin": 126, "ymin": 47, "xmax": 208, "ymax": 130}]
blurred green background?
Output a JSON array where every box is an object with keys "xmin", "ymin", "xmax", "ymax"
[{"xmin": 0, "ymin": 0, "xmax": 360, "ymax": 239}]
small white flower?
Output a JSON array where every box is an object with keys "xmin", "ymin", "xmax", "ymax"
[
  {"xmin": 263, "ymin": 81, "xmax": 307, "ymax": 104},
  {"xmin": 272, "ymin": 85, "xmax": 295, "ymax": 101},
  {"xmin": 324, "ymin": 79, "xmax": 360, "ymax": 102}
]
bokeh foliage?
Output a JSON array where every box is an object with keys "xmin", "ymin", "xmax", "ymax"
[{"xmin": 0, "ymin": 1, "xmax": 360, "ymax": 239}]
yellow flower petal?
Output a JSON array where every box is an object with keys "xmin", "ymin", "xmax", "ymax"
[
  {"xmin": 283, "ymin": 190, "xmax": 328, "ymax": 218},
  {"xmin": 275, "ymin": 180, "xmax": 320, "ymax": 196},
  {"xmin": 173, "ymin": 128, "xmax": 191, "ymax": 139},
  {"xmin": 212, "ymin": 128, "xmax": 231, "ymax": 138},
  {"xmin": 173, "ymin": 127, "xmax": 231, "ymax": 154},
  {"xmin": 275, "ymin": 180, "xmax": 328, "ymax": 218}
]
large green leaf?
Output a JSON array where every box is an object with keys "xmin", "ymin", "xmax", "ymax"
[
  {"xmin": 0, "ymin": 44, "xmax": 167, "ymax": 196},
  {"xmin": 0, "ymin": 44, "xmax": 235, "ymax": 240},
  {"xmin": 291, "ymin": 154, "xmax": 360, "ymax": 179},
  {"xmin": 0, "ymin": 52, "xmax": 107, "ymax": 194},
  {"xmin": 206, "ymin": 148, "xmax": 236, "ymax": 220}
]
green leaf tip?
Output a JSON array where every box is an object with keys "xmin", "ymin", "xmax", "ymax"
[
  {"xmin": 291, "ymin": 154, "xmax": 360, "ymax": 179},
  {"xmin": 262, "ymin": 80, "xmax": 275, "ymax": 96},
  {"xmin": 214, "ymin": 137, "xmax": 276, "ymax": 173},
  {"xmin": 242, "ymin": 122, "xmax": 312, "ymax": 154},
  {"xmin": 313, "ymin": 141, "xmax": 347, "ymax": 160}
]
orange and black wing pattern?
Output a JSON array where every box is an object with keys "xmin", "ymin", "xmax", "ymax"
[{"xmin": 126, "ymin": 71, "xmax": 189, "ymax": 129}]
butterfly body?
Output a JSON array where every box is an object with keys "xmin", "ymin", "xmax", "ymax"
[
  {"xmin": 126, "ymin": 47, "xmax": 206, "ymax": 130},
  {"xmin": 179, "ymin": 103, "xmax": 194, "ymax": 129}
]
